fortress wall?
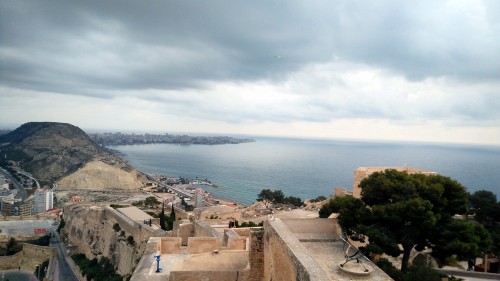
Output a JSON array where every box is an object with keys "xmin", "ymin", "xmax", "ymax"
[
  {"xmin": 22, "ymin": 244, "xmax": 57, "ymax": 281},
  {"xmin": 263, "ymin": 219, "xmax": 331, "ymax": 281},
  {"xmin": 173, "ymin": 221, "xmax": 194, "ymax": 245},
  {"xmin": 187, "ymin": 237, "xmax": 222, "ymax": 254},
  {"xmin": 232, "ymin": 228, "xmax": 251, "ymax": 237},
  {"xmin": 0, "ymin": 251, "xmax": 22, "ymax": 270},
  {"xmin": 223, "ymin": 229, "xmax": 247, "ymax": 250},
  {"xmin": 0, "ymin": 244, "xmax": 56, "ymax": 278},
  {"xmin": 104, "ymin": 206, "xmax": 143, "ymax": 240},
  {"xmin": 248, "ymin": 228, "xmax": 264, "ymax": 281},
  {"xmin": 62, "ymin": 203, "xmax": 160, "ymax": 277},
  {"xmin": 227, "ymin": 237, "xmax": 247, "ymax": 251},
  {"xmin": 22, "ymin": 243, "xmax": 56, "ymax": 259},
  {"xmin": 281, "ymin": 218, "xmax": 339, "ymax": 234},
  {"xmin": 353, "ymin": 167, "xmax": 436, "ymax": 198},
  {"xmin": 194, "ymin": 220, "xmax": 223, "ymax": 238},
  {"xmin": 160, "ymin": 237, "xmax": 183, "ymax": 254},
  {"xmin": 170, "ymin": 270, "xmax": 249, "ymax": 281}
]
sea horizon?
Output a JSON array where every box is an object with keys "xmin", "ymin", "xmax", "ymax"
[{"xmin": 108, "ymin": 136, "xmax": 500, "ymax": 205}]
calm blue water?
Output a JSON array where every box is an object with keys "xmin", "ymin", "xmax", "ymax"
[{"xmin": 109, "ymin": 137, "xmax": 500, "ymax": 205}]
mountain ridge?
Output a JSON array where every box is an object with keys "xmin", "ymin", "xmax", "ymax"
[{"xmin": 0, "ymin": 122, "xmax": 143, "ymax": 189}]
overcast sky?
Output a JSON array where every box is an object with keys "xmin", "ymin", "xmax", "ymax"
[{"xmin": 1, "ymin": 1, "xmax": 499, "ymax": 145}]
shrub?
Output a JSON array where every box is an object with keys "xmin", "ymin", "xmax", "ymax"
[
  {"xmin": 112, "ymin": 223, "xmax": 121, "ymax": 232},
  {"xmin": 310, "ymin": 195, "xmax": 327, "ymax": 203},
  {"xmin": 110, "ymin": 204, "xmax": 127, "ymax": 209},
  {"xmin": 403, "ymin": 265, "xmax": 441, "ymax": 281},
  {"xmin": 376, "ymin": 258, "xmax": 403, "ymax": 281},
  {"xmin": 57, "ymin": 218, "xmax": 65, "ymax": 234},
  {"xmin": 126, "ymin": 236, "xmax": 135, "ymax": 246},
  {"xmin": 71, "ymin": 254, "xmax": 122, "ymax": 281},
  {"xmin": 237, "ymin": 221, "xmax": 263, "ymax": 228}
]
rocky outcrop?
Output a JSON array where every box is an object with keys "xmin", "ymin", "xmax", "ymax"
[{"xmin": 57, "ymin": 161, "xmax": 143, "ymax": 190}]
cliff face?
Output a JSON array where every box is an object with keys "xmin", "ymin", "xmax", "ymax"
[
  {"xmin": 62, "ymin": 204, "xmax": 158, "ymax": 277},
  {"xmin": 0, "ymin": 122, "xmax": 143, "ymax": 189}
]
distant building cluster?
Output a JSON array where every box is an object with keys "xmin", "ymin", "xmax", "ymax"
[
  {"xmin": 0, "ymin": 186, "xmax": 53, "ymax": 217},
  {"xmin": 89, "ymin": 132, "xmax": 255, "ymax": 146}
]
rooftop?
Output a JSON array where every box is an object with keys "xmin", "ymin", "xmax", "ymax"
[{"xmin": 117, "ymin": 206, "xmax": 154, "ymax": 222}]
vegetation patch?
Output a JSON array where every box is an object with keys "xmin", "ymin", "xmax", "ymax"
[
  {"xmin": 0, "ymin": 237, "xmax": 23, "ymax": 256},
  {"xmin": 257, "ymin": 189, "xmax": 304, "ymax": 208},
  {"xmin": 71, "ymin": 254, "xmax": 122, "ymax": 281}
]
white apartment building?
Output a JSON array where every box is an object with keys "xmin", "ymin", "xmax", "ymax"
[{"xmin": 34, "ymin": 188, "xmax": 53, "ymax": 214}]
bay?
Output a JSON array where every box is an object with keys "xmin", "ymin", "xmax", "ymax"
[{"xmin": 109, "ymin": 137, "xmax": 500, "ymax": 205}]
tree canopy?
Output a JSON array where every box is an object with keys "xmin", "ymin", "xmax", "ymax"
[
  {"xmin": 468, "ymin": 190, "xmax": 500, "ymax": 255},
  {"xmin": 320, "ymin": 169, "xmax": 492, "ymax": 272},
  {"xmin": 257, "ymin": 189, "xmax": 303, "ymax": 208}
]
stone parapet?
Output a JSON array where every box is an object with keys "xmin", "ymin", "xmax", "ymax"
[{"xmin": 264, "ymin": 219, "xmax": 331, "ymax": 281}]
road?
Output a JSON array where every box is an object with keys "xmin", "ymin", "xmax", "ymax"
[
  {"xmin": 0, "ymin": 167, "xmax": 26, "ymax": 200},
  {"xmin": 50, "ymin": 230, "xmax": 80, "ymax": 281},
  {"xmin": 15, "ymin": 169, "xmax": 40, "ymax": 189}
]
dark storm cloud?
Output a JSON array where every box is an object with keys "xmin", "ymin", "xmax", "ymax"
[
  {"xmin": 1, "ymin": 0, "xmax": 500, "ymax": 135},
  {"xmin": 0, "ymin": 1, "xmax": 333, "ymax": 95},
  {"xmin": 3, "ymin": 0, "xmax": 498, "ymax": 97}
]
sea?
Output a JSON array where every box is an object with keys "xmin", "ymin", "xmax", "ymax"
[{"xmin": 108, "ymin": 137, "xmax": 500, "ymax": 205}]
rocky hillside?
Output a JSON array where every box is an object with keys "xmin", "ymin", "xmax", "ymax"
[
  {"xmin": 0, "ymin": 122, "xmax": 143, "ymax": 188},
  {"xmin": 58, "ymin": 161, "xmax": 142, "ymax": 190}
]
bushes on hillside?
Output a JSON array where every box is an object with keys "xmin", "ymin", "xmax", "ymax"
[{"xmin": 71, "ymin": 254, "xmax": 122, "ymax": 281}]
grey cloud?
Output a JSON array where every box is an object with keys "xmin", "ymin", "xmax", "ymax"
[
  {"xmin": 2, "ymin": 0, "xmax": 499, "ymax": 96},
  {"xmin": 1, "ymin": 0, "xmax": 331, "ymax": 95}
]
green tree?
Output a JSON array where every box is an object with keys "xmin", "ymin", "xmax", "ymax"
[
  {"xmin": 6, "ymin": 237, "xmax": 22, "ymax": 255},
  {"xmin": 430, "ymin": 219, "xmax": 492, "ymax": 264},
  {"xmin": 257, "ymin": 189, "xmax": 274, "ymax": 208},
  {"xmin": 272, "ymin": 190, "xmax": 285, "ymax": 204},
  {"xmin": 57, "ymin": 218, "xmax": 65, "ymax": 234},
  {"xmin": 144, "ymin": 196, "xmax": 160, "ymax": 208},
  {"xmin": 468, "ymin": 190, "xmax": 500, "ymax": 255},
  {"xmin": 159, "ymin": 202, "xmax": 167, "ymax": 231},
  {"xmin": 285, "ymin": 196, "xmax": 303, "ymax": 207},
  {"xmin": 319, "ymin": 196, "xmax": 370, "ymax": 235},
  {"xmin": 469, "ymin": 190, "xmax": 499, "ymax": 226},
  {"xmin": 167, "ymin": 205, "xmax": 175, "ymax": 231},
  {"xmin": 331, "ymin": 169, "xmax": 491, "ymax": 273}
]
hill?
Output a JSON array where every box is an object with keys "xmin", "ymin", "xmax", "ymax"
[{"xmin": 0, "ymin": 122, "xmax": 143, "ymax": 189}]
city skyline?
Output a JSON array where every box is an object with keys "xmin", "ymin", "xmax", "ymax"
[{"xmin": 1, "ymin": 1, "xmax": 500, "ymax": 145}]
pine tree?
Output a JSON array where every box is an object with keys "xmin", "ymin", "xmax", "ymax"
[
  {"xmin": 167, "ymin": 205, "xmax": 175, "ymax": 231},
  {"xmin": 159, "ymin": 202, "xmax": 166, "ymax": 231},
  {"xmin": 170, "ymin": 205, "xmax": 176, "ymax": 221}
]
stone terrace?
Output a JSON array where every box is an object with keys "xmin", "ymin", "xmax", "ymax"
[{"xmin": 276, "ymin": 218, "xmax": 393, "ymax": 281}]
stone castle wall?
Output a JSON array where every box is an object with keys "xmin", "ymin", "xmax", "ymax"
[
  {"xmin": 0, "ymin": 243, "xmax": 56, "ymax": 281},
  {"xmin": 62, "ymin": 203, "xmax": 162, "ymax": 277},
  {"xmin": 248, "ymin": 228, "xmax": 264, "ymax": 281},
  {"xmin": 263, "ymin": 219, "xmax": 331, "ymax": 281},
  {"xmin": 353, "ymin": 166, "xmax": 436, "ymax": 198},
  {"xmin": 193, "ymin": 220, "xmax": 223, "ymax": 238}
]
